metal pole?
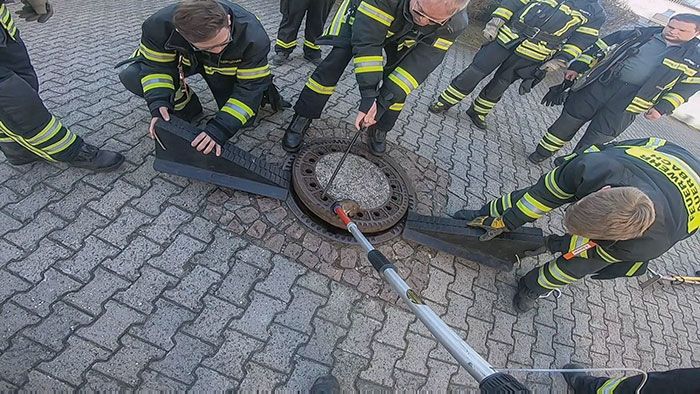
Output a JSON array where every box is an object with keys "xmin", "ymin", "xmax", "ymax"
[{"xmin": 320, "ymin": 126, "xmax": 365, "ymax": 201}]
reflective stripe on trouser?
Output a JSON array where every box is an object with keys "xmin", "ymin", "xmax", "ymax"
[
  {"xmin": 522, "ymin": 256, "xmax": 611, "ymax": 296},
  {"xmin": 293, "ymin": 46, "xmax": 353, "ymax": 119},
  {"xmin": 483, "ymin": 187, "xmax": 529, "ymax": 218},
  {"xmin": 275, "ymin": 0, "xmax": 333, "ymax": 54}
]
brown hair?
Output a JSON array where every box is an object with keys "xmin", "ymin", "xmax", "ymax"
[
  {"xmin": 563, "ymin": 187, "xmax": 656, "ymax": 241},
  {"xmin": 670, "ymin": 13, "xmax": 700, "ymax": 31},
  {"xmin": 173, "ymin": 0, "xmax": 228, "ymax": 43}
]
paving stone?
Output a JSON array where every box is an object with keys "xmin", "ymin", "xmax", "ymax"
[
  {"xmin": 227, "ymin": 291, "xmax": 287, "ymax": 341},
  {"xmin": 254, "ymin": 255, "xmax": 305, "ymax": 302},
  {"xmin": 37, "ymin": 335, "xmax": 110, "ymax": 386},
  {"xmin": 4, "ymin": 184, "xmax": 63, "ymax": 223},
  {"xmin": 190, "ymin": 229, "xmax": 247, "ymax": 274},
  {"xmin": 180, "ymin": 216, "xmax": 217, "ymax": 243},
  {"xmin": 150, "ymin": 332, "xmax": 213, "ymax": 384},
  {"xmin": 76, "ymin": 301, "xmax": 144, "ymax": 351},
  {"xmin": 138, "ymin": 205, "xmax": 192, "ymax": 244},
  {"xmin": 339, "ymin": 313, "xmax": 382, "ymax": 359},
  {"xmin": 0, "ymin": 336, "xmax": 54, "ymax": 386},
  {"xmin": 0, "ymin": 239, "xmax": 24, "ymax": 269},
  {"xmin": 92, "ymin": 335, "xmax": 165, "ymax": 386},
  {"xmin": 113, "ymin": 266, "xmax": 179, "ymax": 314},
  {"xmin": 63, "ymin": 267, "xmax": 130, "ymax": 316},
  {"xmin": 139, "ymin": 369, "xmax": 189, "ymax": 391},
  {"xmin": 101, "ymin": 236, "xmax": 161, "ymax": 280},
  {"xmin": 23, "ymin": 301, "xmax": 93, "ymax": 352},
  {"xmin": 55, "ymin": 236, "xmax": 119, "ymax": 282},
  {"xmin": 0, "ymin": 211, "xmax": 23, "ymax": 237},
  {"xmin": 81, "ymin": 369, "xmax": 132, "ymax": 392},
  {"xmin": 203, "ymin": 329, "xmax": 263, "ymax": 380},
  {"xmin": 130, "ymin": 298, "xmax": 196, "ymax": 351},
  {"xmin": 296, "ymin": 269, "xmax": 332, "ymax": 297},
  {"xmin": 317, "ymin": 282, "xmax": 363, "ymax": 328},
  {"xmin": 12, "ymin": 268, "xmax": 81, "ymax": 317},
  {"xmin": 130, "ymin": 179, "xmax": 182, "ymax": 216},
  {"xmin": 163, "ymin": 265, "xmax": 221, "ymax": 311},
  {"xmin": 86, "ymin": 180, "xmax": 141, "ymax": 219},
  {"xmin": 169, "ymin": 182, "xmax": 214, "ymax": 213},
  {"xmin": 421, "ymin": 358, "xmax": 459, "ymax": 392},
  {"xmin": 22, "ymin": 369, "xmax": 75, "ymax": 392},
  {"xmin": 182, "ymin": 295, "xmax": 243, "ymax": 345},
  {"xmin": 375, "ymin": 305, "xmax": 414, "ymax": 350},
  {"xmin": 359, "ymin": 342, "xmax": 403, "ymax": 387},
  {"xmin": 215, "ymin": 260, "xmax": 264, "ymax": 307},
  {"xmin": 0, "ymin": 270, "xmax": 31, "ymax": 305},
  {"xmin": 331, "ymin": 349, "xmax": 371, "ymax": 390},
  {"xmin": 46, "ymin": 181, "xmax": 103, "ymax": 219},
  {"xmin": 395, "ymin": 332, "xmax": 435, "ymax": 376},
  {"xmin": 278, "ymin": 357, "xmax": 331, "ymax": 391},
  {"xmin": 274, "ymin": 286, "xmax": 326, "ymax": 334},
  {"xmin": 147, "ymin": 234, "xmax": 206, "ymax": 277},
  {"xmin": 0, "ymin": 302, "xmax": 41, "ymax": 351},
  {"xmin": 299, "ymin": 317, "xmax": 347, "ymax": 366},
  {"xmin": 251, "ymin": 324, "xmax": 308, "ymax": 373},
  {"xmin": 190, "ymin": 366, "xmax": 239, "ymax": 392},
  {"xmin": 237, "ymin": 362, "xmax": 286, "ymax": 392},
  {"xmin": 49, "ymin": 208, "xmax": 110, "ymax": 251},
  {"xmin": 4, "ymin": 211, "xmax": 66, "ymax": 252}
]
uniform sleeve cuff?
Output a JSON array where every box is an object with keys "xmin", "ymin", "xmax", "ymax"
[
  {"xmin": 204, "ymin": 121, "xmax": 232, "ymax": 146},
  {"xmin": 359, "ymin": 96, "xmax": 376, "ymax": 113},
  {"xmin": 148, "ymin": 101, "xmax": 172, "ymax": 118}
]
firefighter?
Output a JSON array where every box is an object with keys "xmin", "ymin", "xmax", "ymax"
[
  {"xmin": 562, "ymin": 363, "xmax": 700, "ymax": 394},
  {"xmin": 119, "ymin": 0, "xmax": 285, "ymax": 156},
  {"xmin": 0, "ymin": 0, "xmax": 124, "ymax": 170},
  {"xmin": 271, "ymin": 0, "xmax": 335, "ymax": 66},
  {"xmin": 529, "ymin": 13, "xmax": 700, "ymax": 164},
  {"xmin": 282, "ymin": 0, "xmax": 469, "ymax": 156},
  {"xmin": 428, "ymin": 0, "xmax": 605, "ymax": 130},
  {"xmin": 453, "ymin": 137, "xmax": 700, "ymax": 312}
]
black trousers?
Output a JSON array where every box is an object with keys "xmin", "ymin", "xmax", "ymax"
[
  {"xmin": 275, "ymin": 0, "xmax": 334, "ymax": 56},
  {"xmin": 293, "ymin": 45, "xmax": 401, "ymax": 132},
  {"xmin": 0, "ymin": 31, "xmax": 82, "ymax": 162},
  {"xmin": 572, "ymin": 368, "xmax": 700, "ymax": 394},
  {"xmin": 535, "ymin": 77, "xmax": 638, "ymax": 157},
  {"xmin": 437, "ymin": 41, "xmax": 539, "ymax": 119}
]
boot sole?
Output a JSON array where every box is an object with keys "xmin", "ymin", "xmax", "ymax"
[
  {"xmin": 527, "ymin": 154, "xmax": 549, "ymax": 164},
  {"xmin": 73, "ymin": 154, "xmax": 126, "ymax": 173},
  {"xmin": 282, "ymin": 143, "xmax": 302, "ymax": 153}
]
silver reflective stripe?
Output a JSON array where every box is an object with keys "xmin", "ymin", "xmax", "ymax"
[{"xmin": 223, "ymin": 103, "xmax": 253, "ymax": 121}]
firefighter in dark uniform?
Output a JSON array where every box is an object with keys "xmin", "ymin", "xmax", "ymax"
[
  {"xmin": 453, "ymin": 137, "xmax": 700, "ymax": 312},
  {"xmin": 428, "ymin": 0, "xmax": 605, "ymax": 130},
  {"xmin": 272, "ymin": 0, "xmax": 335, "ymax": 66},
  {"xmin": 0, "ymin": 0, "xmax": 124, "ymax": 170},
  {"xmin": 529, "ymin": 14, "xmax": 700, "ymax": 164},
  {"xmin": 562, "ymin": 363, "xmax": 700, "ymax": 394},
  {"xmin": 119, "ymin": 0, "xmax": 283, "ymax": 155},
  {"xmin": 282, "ymin": 0, "xmax": 470, "ymax": 155}
]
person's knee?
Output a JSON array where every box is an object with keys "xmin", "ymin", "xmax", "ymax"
[{"xmin": 118, "ymin": 64, "xmax": 144, "ymax": 96}]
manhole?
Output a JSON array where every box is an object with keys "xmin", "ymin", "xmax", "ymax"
[{"xmin": 288, "ymin": 139, "xmax": 414, "ymax": 242}]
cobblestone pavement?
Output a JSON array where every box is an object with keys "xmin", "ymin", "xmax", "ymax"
[{"xmin": 2, "ymin": 0, "xmax": 700, "ymax": 392}]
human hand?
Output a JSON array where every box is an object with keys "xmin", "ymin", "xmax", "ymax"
[
  {"xmin": 644, "ymin": 108, "xmax": 662, "ymax": 121},
  {"xmin": 563, "ymin": 70, "xmax": 579, "ymax": 81},
  {"xmin": 354, "ymin": 100, "xmax": 378, "ymax": 130},
  {"xmin": 191, "ymin": 131, "xmax": 222, "ymax": 156},
  {"xmin": 482, "ymin": 17, "xmax": 504, "ymax": 41},
  {"xmin": 149, "ymin": 107, "xmax": 170, "ymax": 139},
  {"xmin": 540, "ymin": 59, "xmax": 567, "ymax": 72}
]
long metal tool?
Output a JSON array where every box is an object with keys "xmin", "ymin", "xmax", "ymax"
[
  {"xmin": 320, "ymin": 126, "xmax": 365, "ymax": 201},
  {"xmin": 332, "ymin": 200, "xmax": 529, "ymax": 393}
]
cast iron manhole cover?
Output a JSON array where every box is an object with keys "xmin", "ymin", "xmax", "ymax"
[{"xmin": 291, "ymin": 139, "xmax": 414, "ymax": 234}]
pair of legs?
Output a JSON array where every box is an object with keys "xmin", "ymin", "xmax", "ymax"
[
  {"xmin": 0, "ymin": 32, "xmax": 122, "ymax": 170},
  {"xmin": 273, "ymin": 0, "xmax": 333, "ymax": 63},
  {"xmin": 431, "ymin": 41, "xmax": 539, "ymax": 129},
  {"xmin": 564, "ymin": 365, "xmax": 700, "ymax": 394},
  {"xmin": 532, "ymin": 77, "xmax": 638, "ymax": 161}
]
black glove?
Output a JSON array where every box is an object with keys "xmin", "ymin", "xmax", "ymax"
[
  {"xmin": 467, "ymin": 216, "xmax": 509, "ymax": 241},
  {"xmin": 260, "ymin": 82, "xmax": 290, "ymax": 112},
  {"xmin": 16, "ymin": 0, "xmax": 54, "ymax": 23},
  {"xmin": 541, "ymin": 79, "xmax": 574, "ymax": 107},
  {"xmin": 519, "ymin": 68, "xmax": 547, "ymax": 95}
]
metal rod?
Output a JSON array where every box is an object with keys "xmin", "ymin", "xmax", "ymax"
[{"xmin": 320, "ymin": 126, "xmax": 364, "ymax": 201}]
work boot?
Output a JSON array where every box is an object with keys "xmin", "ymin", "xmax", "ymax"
[
  {"xmin": 513, "ymin": 278, "xmax": 539, "ymax": 313},
  {"xmin": 173, "ymin": 94, "xmax": 203, "ymax": 123},
  {"xmin": 271, "ymin": 52, "xmax": 290, "ymax": 66},
  {"xmin": 452, "ymin": 208, "xmax": 483, "ymax": 221},
  {"xmin": 428, "ymin": 101, "xmax": 451, "ymax": 114},
  {"xmin": 310, "ymin": 375, "xmax": 340, "ymax": 394},
  {"xmin": 68, "ymin": 143, "xmax": 125, "ymax": 172},
  {"xmin": 283, "ymin": 114, "xmax": 312, "ymax": 152},
  {"xmin": 466, "ymin": 108, "xmax": 487, "ymax": 130},
  {"xmin": 562, "ymin": 363, "xmax": 589, "ymax": 390},
  {"xmin": 303, "ymin": 52, "xmax": 323, "ymax": 66},
  {"xmin": 528, "ymin": 150, "xmax": 551, "ymax": 164},
  {"xmin": 0, "ymin": 142, "xmax": 40, "ymax": 165},
  {"xmin": 367, "ymin": 127, "xmax": 386, "ymax": 156}
]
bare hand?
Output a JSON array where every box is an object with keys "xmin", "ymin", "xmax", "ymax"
[
  {"xmin": 540, "ymin": 59, "xmax": 567, "ymax": 72},
  {"xmin": 191, "ymin": 131, "xmax": 222, "ymax": 156},
  {"xmin": 149, "ymin": 107, "xmax": 170, "ymax": 139},
  {"xmin": 563, "ymin": 70, "xmax": 579, "ymax": 81},
  {"xmin": 644, "ymin": 108, "xmax": 662, "ymax": 121},
  {"xmin": 482, "ymin": 17, "xmax": 504, "ymax": 41},
  {"xmin": 354, "ymin": 101, "xmax": 378, "ymax": 130}
]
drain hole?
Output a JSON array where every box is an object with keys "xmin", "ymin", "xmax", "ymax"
[
  {"xmin": 309, "ymin": 158, "xmax": 316, "ymax": 163},
  {"xmin": 391, "ymin": 195, "xmax": 398, "ymax": 201},
  {"xmin": 310, "ymin": 182, "xmax": 317, "ymax": 188},
  {"xmin": 386, "ymin": 206, "xmax": 393, "ymax": 211},
  {"xmin": 391, "ymin": 184, "xmax": 397, "ymax": 189},
  {"xmin": 321, "ymin": 196, "xmax": 328, "ymax": 201},
  {"xmin": 373, "ymin": 212, "xmax": 380, "ymax": 217},
  {"xmin": 357, "ymin": 212, "xmax": 364, "ymax": 218}
]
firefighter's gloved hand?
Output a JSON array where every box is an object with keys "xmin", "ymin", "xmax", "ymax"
[
  {"xmin": 540, "ymin": 59, "xmax": 567, "ymax": 72},
  {"xmin": 541, "ymin": 83, "xmax": 567, "ymax": 106},
  {"xmin": 467, "ymin": 216, "xmax": 509, "ymax": 241},
  {"xmin": 482, "ymin": 17, "xmax": 505, "ymax": 41},
  {"xmin": 16, "ymin": 0, "xmax": 54, "ymax": 23}
]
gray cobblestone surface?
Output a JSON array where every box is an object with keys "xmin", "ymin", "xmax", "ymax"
[{"xmin": 1, "ymin": 0, "xmax": 699, "ymax": 391}]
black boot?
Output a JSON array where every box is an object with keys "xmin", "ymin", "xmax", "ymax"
[
  {"xmin": 466, "ymin": 108, "xmax": 487, "ymax": 130},
  {"xmin": 303, "ymin": 52, "xmax": 323, "ymax": 66},
  {"xmin": 0, "ymin": 142, "xmax": 40, "ymax": 165},
  {"xmin": 553, "ymin": 155, "xmax": 567, "ymax": 167},
  {"xmin": 367, "ymin": 127, "xmax": 386, "ymax": 156},
  {"xmin": 562, "ymin": 363, "xmax": 590, "ymax": 390},
  {"xmin": 68, "ymin": 143, "xmax": 125, "ymax": 172},
  {"xmin": 173, "ymin": 94, "xmax": 203, "ymax": 123},
  {"xmin": 310, "ymin": 375, "xmax": 340, "ymax": 394},
  {"xmin": 528, "ymin": 150, "xmax": 551, "ymax": 164},
  {"xmin": 428, "ymin": 100, "xmax": 451, "ymax": 114},
  {"xmin": 452, "ymin": 208, "xmax": 484, "ymax": 221},
  {"xmin": 271, "ymin": 52, "xmax": 290, "ymax": 66},
  {"xmin": 513, "ymin": 277, "xmax": 539, "ymax": 313},
  {"xmin": 283, "ymin": 114, "xmax": 312, "ymax": 152}
]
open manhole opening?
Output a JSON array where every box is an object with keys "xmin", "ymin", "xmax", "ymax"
[{"xmin": 287, "ymin": 139, "xmax": 415, "ymax": 244}]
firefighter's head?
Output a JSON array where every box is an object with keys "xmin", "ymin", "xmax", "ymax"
[
  {"xmin": 174, "ymin": 0, "xmax": 232, "ymax": 54},
  {"xmin": 563, "ymin": 186, "xmax": 656, "ymax": 241},
  {"xmin": 408, "ymin": 0, "xmax": 468, "ymax": 27},
  {"xmin": 663, "ymin": 13, "xmax": 700, "ymax": 44}
]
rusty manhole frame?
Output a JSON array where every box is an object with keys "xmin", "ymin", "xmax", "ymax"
[{"xmin": 286, "ymin": 138, "xmax": 415, "ymax": 244}]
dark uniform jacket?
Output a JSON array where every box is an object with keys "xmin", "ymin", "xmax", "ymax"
[
  {"xmin": 492, "ymin": 0, "xmax": 605, "ymax": 63},
  {"xmin": 502, "ymin": 137, "xmax": 699, "ymax": 278},
  {"xmin": 318, "ymin": 0, "xmax": 469, "ymax": 112},
  {"xmin": 133, "ymin": 1, "xmax": 271, "ymax": 144},
  {"xmin": 570, "ymin": 26, "xmax": 700, "ymax": 115},
  {"xmin": 0, "ymin": 1, "xmax": 19, "ymax": 43}
]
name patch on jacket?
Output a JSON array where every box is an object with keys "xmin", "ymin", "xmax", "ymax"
[{"xmin": 626, "ymin": 147, "xmax": 700, "ymax": 233}]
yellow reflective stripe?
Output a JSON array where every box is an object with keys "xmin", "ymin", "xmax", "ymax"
[
  {"xmin": 549, "ymin": 260, "xmax": 577, "ymax": 284},
  {"xmin": 683, "ymin": 76, "xmax": 700, "ymax": 84},
  {"xmin": 576, "ymin": 26, "xmax": 599, "ymax": 36},
  {"xmin": 204, "ymin": 65, "xmax": 238, "ymax": 76},
  {"xmin": 138, "ymin": 43, "xmax": 177, "ymax": 63},
  {"xmin": 304, "ymin": 40, "xmax": 321, "ymax": 50},
  {"xmin": 596, "ymin": 246, "xmax": 621, "ymax": 263},
  {"xmin": 492, "ymin": 7, "xmax": 513, "ymax": 20},
  {"xmin": 389, "ymin": 102, "xmax": 404, "ymax": 111},
  {"xmin": 388, "ymin": 67, "xmax": 418, "ymax": 95},
  {"xmin": 502, "ymin": 193, "xmax": 512, "ymax": 210},
  {"xmin": 473, "ymin": 97, "xmax": 496, "ymax": 115},
  {"xmin": 354, "ymin": 56, "xmax": 384, "ymax": 74},
  {"xmin": 326, "ymin": 0, "xmax": 351, "ymax": 36},
  {"xmin": 357, "ymin": 1, "xmax": 394, "ymax": 27},
  {"xmin": 661, "ymin": 92, "xmax": 685, "ymax": 109},
  {"xmin": 663, "ymin": 58, "xmax": 697, "ymax": 77},
  {"xmin": 43, "ymin": 132, "xmax": 77, "ymax": 155},
  {"xmin": 433, "ymin": 38, "xmax": 453, "ymax": 51},
  {"xmin": 595, "ymin": 39, "xmax": 609, "ymax": 50},
  {"xmin": 440, "ymin": 91, "xmax": 460, "ymax": 105},
  {"xmin": 489, "ymin": 200, "xmax": 499, "ymax": 217},
  {"xmin": 447, "ymin": 86, "xmax": 466, "ymax": 100},
  {"xmin": 276, "ymin": 39, "xmax": 297, "ymax": 49},
  {"xmin": 545, "ymin": 169, "xmax": 574, "ymax": 200},
  {"xmin": 181, "ymin": 57, "xmax": 192, "ymax": 67},
  {"xmin": 515, "ymin": 45, "xmax": 549, "ymax": 61},
  {"xmin": 221, "ymin": 98, "xmax": 255, "ymax": 125},
  {"xmin": 0, "ymin": 120, "xmax": 55, "ymax": 162},
  {"xmin": 644, "ymin": 137, "xmax": 666, "ymax": 149},
  {"xmin": 537, "ymin": 266, "xmax": 561, "ymax": 290},
  {"xmin": 305, "ymin": 77, "xmax": 335, "ymax": 95},
  {"xmin": 577, "ymin": 54, "xmax": 595, "ymax": 65},
  {"xmin": 0, "ymin": 4, "xmax": 18, "ymax": 39},
  {"xmin": 27, "ymin": 117, "xmax": 62, "ymax": 146},
  {"xmin": 141, "ymin": 74, "xmax": 175, "ymax": 92},
  {"xmin": 516, "ymin": 192, "xmax": 552, "ymax": 219},
  {"xmin": 237, "ymin": 65, "xmax": 271, "ymax": 80},
  {"xmin": 626, "ymin": 262, "xmax": 644, "ymax": 277},
  {"xmin": 562, "ymin": 43, "xmax": 583, "ymax": 58},
  {"xmin": 596, "ymin": 377, "xmax": 625, "ymax": 394},
  {"xmin": 569, "ymin": 235, "xmax": 590, "ymax": 259}
]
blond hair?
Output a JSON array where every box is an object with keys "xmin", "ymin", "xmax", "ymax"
[{"xmin": 563, "ymin": 187, "xmax": 656, "ymax": 241}]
